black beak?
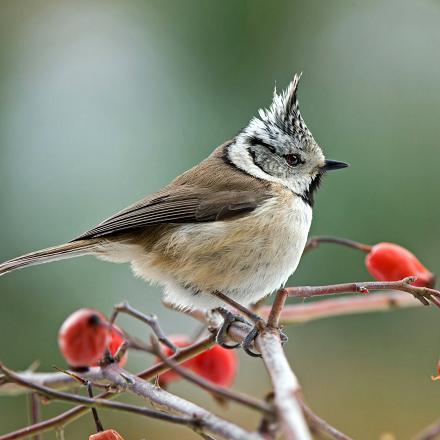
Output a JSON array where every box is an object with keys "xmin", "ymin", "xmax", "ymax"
[{"xmin": 322, "ymin": 159, "xmax": 349, "ymax": 172}]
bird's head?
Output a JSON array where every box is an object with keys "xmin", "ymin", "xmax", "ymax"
[{"xmin": 227, "ymin": 74, "xmax": 348, "ymax": 206}]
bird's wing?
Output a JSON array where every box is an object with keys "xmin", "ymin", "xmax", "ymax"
[{"xmin": 72, "ymin": 187, "xmax": 272, "ymax": 241}]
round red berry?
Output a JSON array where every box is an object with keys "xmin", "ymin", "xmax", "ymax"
[
  {"xmin": 58, "ymin": 309, "xmax": 110, "ymax": 368},
  {"xmin": 89, "ymin": 429, "xmax": 125, "ymax": 440},
  {"xmin": 365, "ymin": 242, "xmax": 435, "ymax": 288},
  {"xmin": 192, "ymin": 344, "xmax": 238, "ymax": 387},
  {"xmin": 156, "ymin": 335, "xmax": 238, "ymax": 387}
]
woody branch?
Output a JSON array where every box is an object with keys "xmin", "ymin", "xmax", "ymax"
[{"xmin": 1, "ymin": 276, "xmax": 439, "ymax": 440}]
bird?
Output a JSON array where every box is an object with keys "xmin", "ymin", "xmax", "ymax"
[{"xmin": 0, "ymin": 74, "xmax": 347, "ymax": 353}]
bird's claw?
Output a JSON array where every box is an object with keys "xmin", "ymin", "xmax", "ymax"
[
  {"xmin": 214, "ymin": 307, "xmax": 247, "ymax": 349},
  {"xmin": 241, "ymin": 322, "xmax": 288, "ymax": 357},
  {"xmin": 214, "ymin": 308, "xmax": 288, "ymax": 357},
  {"xmin": 242, "ymin": 325, "xmax": 262, "ymax": 357}
]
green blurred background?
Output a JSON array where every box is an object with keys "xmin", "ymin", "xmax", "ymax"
[{"xmin": 1, "ymin": 0, "xmax": 440, "ymax": 438}]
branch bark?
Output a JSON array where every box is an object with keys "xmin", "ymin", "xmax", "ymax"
[
  {"xmin": 257, "ymin": 327, "xmax": 311, "ymax": 440},
  {"xmin": 0, "ymin": 363, "xmax": 263, "ymax": 440},
  {"xmin": 2, "ymin": 277, "xmax": 433, "ymax": 440},
  {"xmin": 284, "ymin": 277, "xmax": 440, "ymax": 307},
  {"xmin": 414, "ymin": 419, "xmax": 440, "ymax": 440},
  {"xmin": 102, "ymin": 365, "xmax": 263, "ymax": 440},
  {"xmin": 259, "ymin": 292, "xmax": 421, "ymax": 324}
]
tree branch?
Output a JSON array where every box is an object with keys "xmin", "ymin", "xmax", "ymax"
[
  {"xmin": 151, "ymin": 336, "xmax": 273, "ymax": 415},
  {"xmin": 110, "ymin": 301, "xmax": 179, "ymax": 353},
  {"xmin": 0, "ymin": 335, "xmax": 216, "ymax": 396},
  {"xmin": 259, "ymin": 292, "xmax": 421, "ymax": 324},
  {"xmin": 284, "ymin": 277, "xmax": 440, "ymax": 307},
  {"xmin": 28, "ymin": 393, "xmax": 41, "ymax": 440},
  {"xmin": 256, "ymin": 327, "xmax": 311, "ymax": 440},
  {"xmin": 101, "ymin": 365, "xmax": 263, "ymax": 440},
  {"xmin": 0, "ymin": 363, "xmax": 196, "ymax": 425},
  {"xmin": 0, "ymin": 335, "xmax": 216, "ymax": 439},
  {"xmin": 0, "ymin": 363, "xmax": 263, "ymax": 440},
  {"xmin": 299, "ymin": 400, "xmax": 352, "ymax": 440},
  {"xmin": 2, "ymin": 277, "xmax": 434, "ymax": 440},
  {"xmin": 414, "ymin": 419, "xmax": 440, "ymax": 440}
]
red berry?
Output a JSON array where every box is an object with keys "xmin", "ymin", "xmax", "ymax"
[
  {"xmin": 192, "ymin": 345, "xmax": 238, "ymax": 387},
  {"xmin": 89, "ymin": 429, "xmax": 125, "ymax": 440},
  {"xmin": 365, "ymin": 243, "xmax": 435, "ymax": 288},
  {"xmin": 58, "ymin": 309, "xmax": 110, "ymax": 367},
  {"xmin": 106, "ymin": 325, "xmax": 128, "ymax": 367},
  {"xmin": 157, "ymin": 335, "xmax": 195, "ymax": 385},
  {"xmin": 431, "ymin": 360, "xmax": 440, "ymax": 381},
  {"xmin": 156, "ymin": 335, "xmax": 238, "ymax": 387}
]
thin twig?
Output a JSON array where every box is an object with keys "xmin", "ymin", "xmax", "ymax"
[
  {"xmin": 0, "ymin": 404, "xmax": 91, "ymax": 440},
  {"xmin": 51, "ymin": 368, "xmax": 106, "ymax": 432},
  {"xmin": 414, "ymin": 419, "xmax": 440, "ymax": 440},
  {"xmin": 284, "ymin": 277, "xmax": 440, "ymax": 308},
  {"xmin": 0, "ymin": 363, "xmax": 196, "ymax": 426},
  {"xmin": 151, "ymin": 336, "xmax": 273, "ymax": 415},
  {"xmin": 110, "ymin": 301, "xmax": 179, "ymax": 352},
  {"xmin": 266, "ymin": 289, "xmax": 288, "ymax": 329},
  {"xmin": 0, "ymin": 335, "xmax": 216, "ymax": 396},
  {"xmin": 102, "ymin": 365, "xmax": 263, "ymax": 440},
  {"xmin": 137, "ymin": 334, "xmax": 215, "ymax": 380},
  {"xmin": 86, "ymin": 381, "xmax": 104, "ymax": 432},
  {"xmin": 259, "ymin": 292, "xmax": 421, "ymax": 324},
  {"xmin": 299, "ymin": 400, "xmax": 352, "ymax": 440},
  {"xmin": 2, "ymin": 361, "xmax": 263, "ymax": 439},
  {"xmin": 304, "ymin": 236, "xmax": 372, "ymax": 253},
  {"xmin": 0, "ymin": 334, "xmax": 241, "ymax": 440},
  {"xmin": 0, "ymin": 368, "xmax": 105, "ymax": 396},
  {"xmin": 28, "ymin": 393, "xmax": 42, "ymax": 440}
]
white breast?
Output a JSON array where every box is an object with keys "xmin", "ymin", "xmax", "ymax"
[{"xmin": 128, "ymin": 194, "xmax": 313, "ymax": 311}]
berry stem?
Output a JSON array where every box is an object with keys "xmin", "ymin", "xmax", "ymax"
[{"xmin": 304, "ymin": 236, "xmax": 372, "ymax": 253}]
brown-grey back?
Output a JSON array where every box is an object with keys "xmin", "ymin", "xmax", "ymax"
[{"xmin": 72, "ymin": 142, "xmax": 275, "ymax": 241}]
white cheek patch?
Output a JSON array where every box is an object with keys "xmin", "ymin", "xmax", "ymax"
[{"xmin": 227, "ymin": 140, "xmax": 312, "ymax": 195}]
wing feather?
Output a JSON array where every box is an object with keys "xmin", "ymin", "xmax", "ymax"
[{"xmin": 73, "ymin": 187, "xmax": 271, "ymax": 241}]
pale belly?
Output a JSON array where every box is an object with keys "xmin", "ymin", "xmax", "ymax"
[{"xmin": 128, "ymin": 195, "xmax": 313, "ymax": 311}]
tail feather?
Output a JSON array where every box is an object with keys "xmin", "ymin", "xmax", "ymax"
[{"xmin": 0, "ymin": 240, "xmax": 97, "ymax": 277}]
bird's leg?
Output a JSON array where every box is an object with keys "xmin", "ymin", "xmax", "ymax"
[
  {"xmin": 211, "ymin": 290, "xmax": 264, "ymax": 323},
  {"xmin": 211, "ymin": 291, "xmax": 287, "ymax": 357}
]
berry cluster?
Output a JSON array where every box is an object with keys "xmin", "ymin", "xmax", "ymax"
[{"xmin": 58, "ymin": 309, "xmax": 238, "ymax": 438}]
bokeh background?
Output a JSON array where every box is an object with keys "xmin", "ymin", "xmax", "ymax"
[{"xmin": 1, "ymin": 0, "xmax": 440, "ymax": 438}]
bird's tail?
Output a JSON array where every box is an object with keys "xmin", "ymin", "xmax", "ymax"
[{"xmin": 0, "ymin": 240, "xmax": 97, "ymax": 277}]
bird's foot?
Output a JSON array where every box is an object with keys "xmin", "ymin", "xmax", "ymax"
[
  {"xmin": 241, "ymin": 320, "xmax": 288, "ymax": 357},
  {"xmin": 214, "ymin": 307, "xmax": 247, "ymax": 349},
  {"xmin": 213, "ymin": 307, "xmax": 288, "ymax": 357}
]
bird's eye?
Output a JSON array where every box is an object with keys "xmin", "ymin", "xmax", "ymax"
[{"xmin": 284, "ymin": 154, "xmax": 301, "ymax": 167}]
